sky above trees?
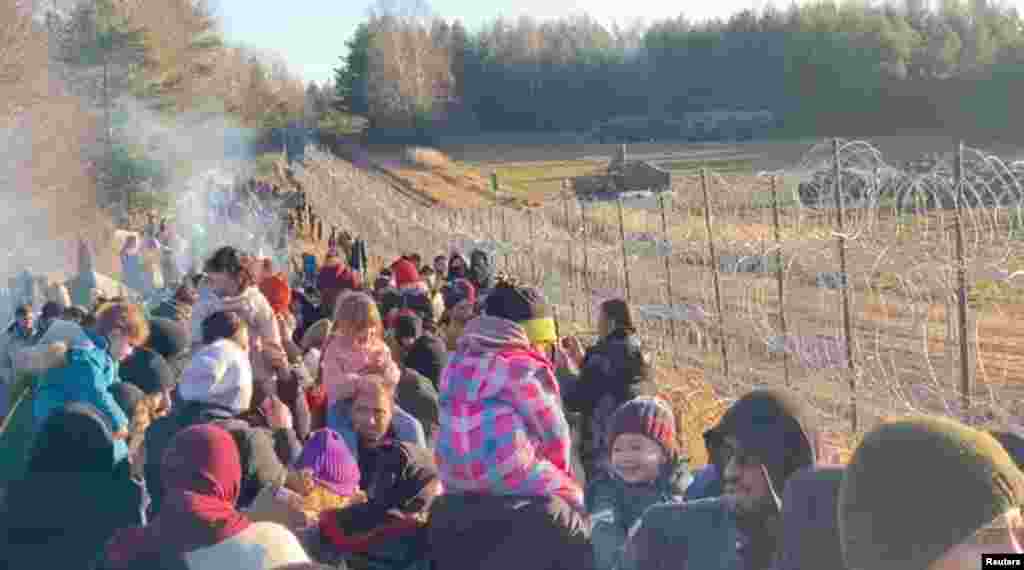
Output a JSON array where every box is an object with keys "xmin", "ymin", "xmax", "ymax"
[{"xmin": 214, "ymin": 0, "xmax": 758, "ymax": 83}]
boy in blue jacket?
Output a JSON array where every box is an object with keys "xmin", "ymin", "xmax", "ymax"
[{"xmin": 32, "ymin": 303, "xmax": 150, "ymax": 463}]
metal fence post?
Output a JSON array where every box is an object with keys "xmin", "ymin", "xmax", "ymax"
[
  {"xmin": 770, "ymin": 175, "xmax": 791, "ymax": 386},
  {"xmin": 953, "ymin": 140, "xmax": 972, "ymax": 413},
  {"xmin": 701, "ymin": 168, "xmax": 729, "ymax": 378},
  {"xmin": 832, "ymin": 138, "xmax": 857, "ymax": 432},
  {"xmin": 617, "ymin": 196, "xmax": 632, "ymax": 302}
]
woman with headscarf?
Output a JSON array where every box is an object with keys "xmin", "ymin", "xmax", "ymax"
[
  {"xmin": 0, "ymin": 403, "xmax": 146, "ymax": 570},
  {"xmin": 105, "ymin": 424, "xmax": 311, "ymax": 570}
]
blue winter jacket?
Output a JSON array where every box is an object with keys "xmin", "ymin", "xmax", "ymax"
[{"xmin": 32, "ymin": 329, "xmax": 130, "ymax": 462}]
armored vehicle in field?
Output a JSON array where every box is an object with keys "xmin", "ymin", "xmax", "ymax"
[{"xmin": 571, "ymin": 144, "xmax": 672, "ymax": 202}]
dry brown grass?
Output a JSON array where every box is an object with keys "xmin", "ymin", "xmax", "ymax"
[{"xmin": 657, "ymin": 366, "xmax": 727, "ymax": 467}]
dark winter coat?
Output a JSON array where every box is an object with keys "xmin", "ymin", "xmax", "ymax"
[
  {"xmin": 144, "ymin": 401, "xmax": 298, "ymax": 515},
  {"xmin": 239, "ymin": 370, "xmax": 312, "ymax": 455},
  {"xmin": 588, "ymin": 458, "xmax": 693, "ymax": 570},
  {"xmin": 683, "ymin": 463, "xmax": 723, "ymax": 501},
  {"xmin": 0, "ymin": 403, "xmax": 146, "ymax": 570},
  {"xmin": 396, "ymin": 367, "xmax": 439, "ymax": 446},
  {"xmin": 402, "ymin": 333, "xmax": 447, "ymax": 390},
  {"xmin": 561, "ymin": 329, "xmax": 658, "ymax": 476},
  {"xmin": 620, "ymin": 497, "xmax": 743, "ymax": 570},
  {"xmin": 771, "ymin": 465, "xmax": 846, "ymax": 570},
  {"xmin": 319, "ymin": 440, "xmax": 438, "ymax": 570},
  {"xmin": 428, "ymin": 493, "xmax": 595, "ymax": 570}
]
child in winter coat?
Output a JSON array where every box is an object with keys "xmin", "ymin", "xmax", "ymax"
[
  {"xmin": 320, "ymin": 292, "xmax": 391, "ymax": 412},
  {"xmin": 588, "ymin": 397, "xmax": 692, "ymax": 570},
  {"xmin": 247, "ymin": 428, "xmax": 366, "ymax": 533},
  {"xmin": 32, "ymin": 303, "xmax": 151, "ymax": 464},
  {"xmin": 320, "ymin": 292, "xmax": 425, "ymax": 449}
]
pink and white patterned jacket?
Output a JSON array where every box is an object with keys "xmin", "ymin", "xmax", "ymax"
[{"xmin": 435, "ymin": 315, "xmax": 583, "ymax": 509}]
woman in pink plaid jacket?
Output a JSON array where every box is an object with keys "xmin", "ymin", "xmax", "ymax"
[
  {"xmin": 429, "ymin": 278, "xmax": 594, "ymax": 570},
  {"xmin": 435, "ymin": 313, "xmax": 582, "ymax": 507}
]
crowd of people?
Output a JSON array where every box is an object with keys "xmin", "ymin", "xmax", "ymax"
[{"xmin": 1, "ymin": 235, "xmax": 1023, "ymax": 570}]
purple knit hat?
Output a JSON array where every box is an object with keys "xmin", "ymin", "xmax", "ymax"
[{"xmin": 293, "ymin": 429, "xmax": 360, "ymax": 497}]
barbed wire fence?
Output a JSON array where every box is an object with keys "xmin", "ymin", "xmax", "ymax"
[{"xmin": 298, "ymin": 138, "xmax": 1024, "ymax": 443}]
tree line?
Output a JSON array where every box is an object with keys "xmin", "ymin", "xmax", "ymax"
[{"xmin": 329, "ymin": 0, "xmax": 1024, "ymax": 139}]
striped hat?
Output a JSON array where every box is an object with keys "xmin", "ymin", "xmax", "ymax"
[{"xmin": 608, "ymin": 396, "xmax": 678, "ymax": 458}]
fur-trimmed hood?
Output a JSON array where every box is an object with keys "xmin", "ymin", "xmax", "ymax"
[{"xmin": 13, "ymin": 319, "xmax": 87, "ymax": 374}]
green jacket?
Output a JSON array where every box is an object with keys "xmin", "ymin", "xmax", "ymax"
[
  {"xmin": 588, "ymin": 458, "xmax": 692, "ymax": 570},
  {"xmin": 619, "ymin": 497, "xmax": 742, "ymax": 570}
]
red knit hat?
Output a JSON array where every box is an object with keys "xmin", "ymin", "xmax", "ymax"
[
  {"xmin": 608, "ymin": 397, "xmax": 678, "ymax": 458},
  {"xmin": 259, "ymin": 274, "xmax": 291, "ymax": 315},
  {"xmin": 391, "ymin": 259, "xmax": 421, "ymax": 289}
]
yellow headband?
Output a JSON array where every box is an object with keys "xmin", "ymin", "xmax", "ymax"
[{"xmin": 521, "ymin": 317, "xmax": 557, "ymax": 345}]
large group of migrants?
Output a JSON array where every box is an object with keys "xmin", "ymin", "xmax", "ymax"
[{"xmin": 1, "ymin": 228, "xmax": 1024, "ymax": 570}]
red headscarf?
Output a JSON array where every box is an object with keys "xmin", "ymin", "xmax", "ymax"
[
  {"xmin": 260, "ymin": 273, "xmax": 292, "ymax": 315},
  {"xmin": 105, "ymin": 425, "xmax": 252, "ymax": 566}
]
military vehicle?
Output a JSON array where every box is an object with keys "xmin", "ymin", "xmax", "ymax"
[{"xmin": 571, "ymin": 144, "xmax": 672, "ymax": 202}]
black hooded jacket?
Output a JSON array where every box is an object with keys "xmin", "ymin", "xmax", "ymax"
[
  {"xmin": 702, "ymin": 389, "xmax": 816, "ymax": 501},
  {"xmin": 562, "ymin": 329, "xmax": 658, "ymax": 474}
]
